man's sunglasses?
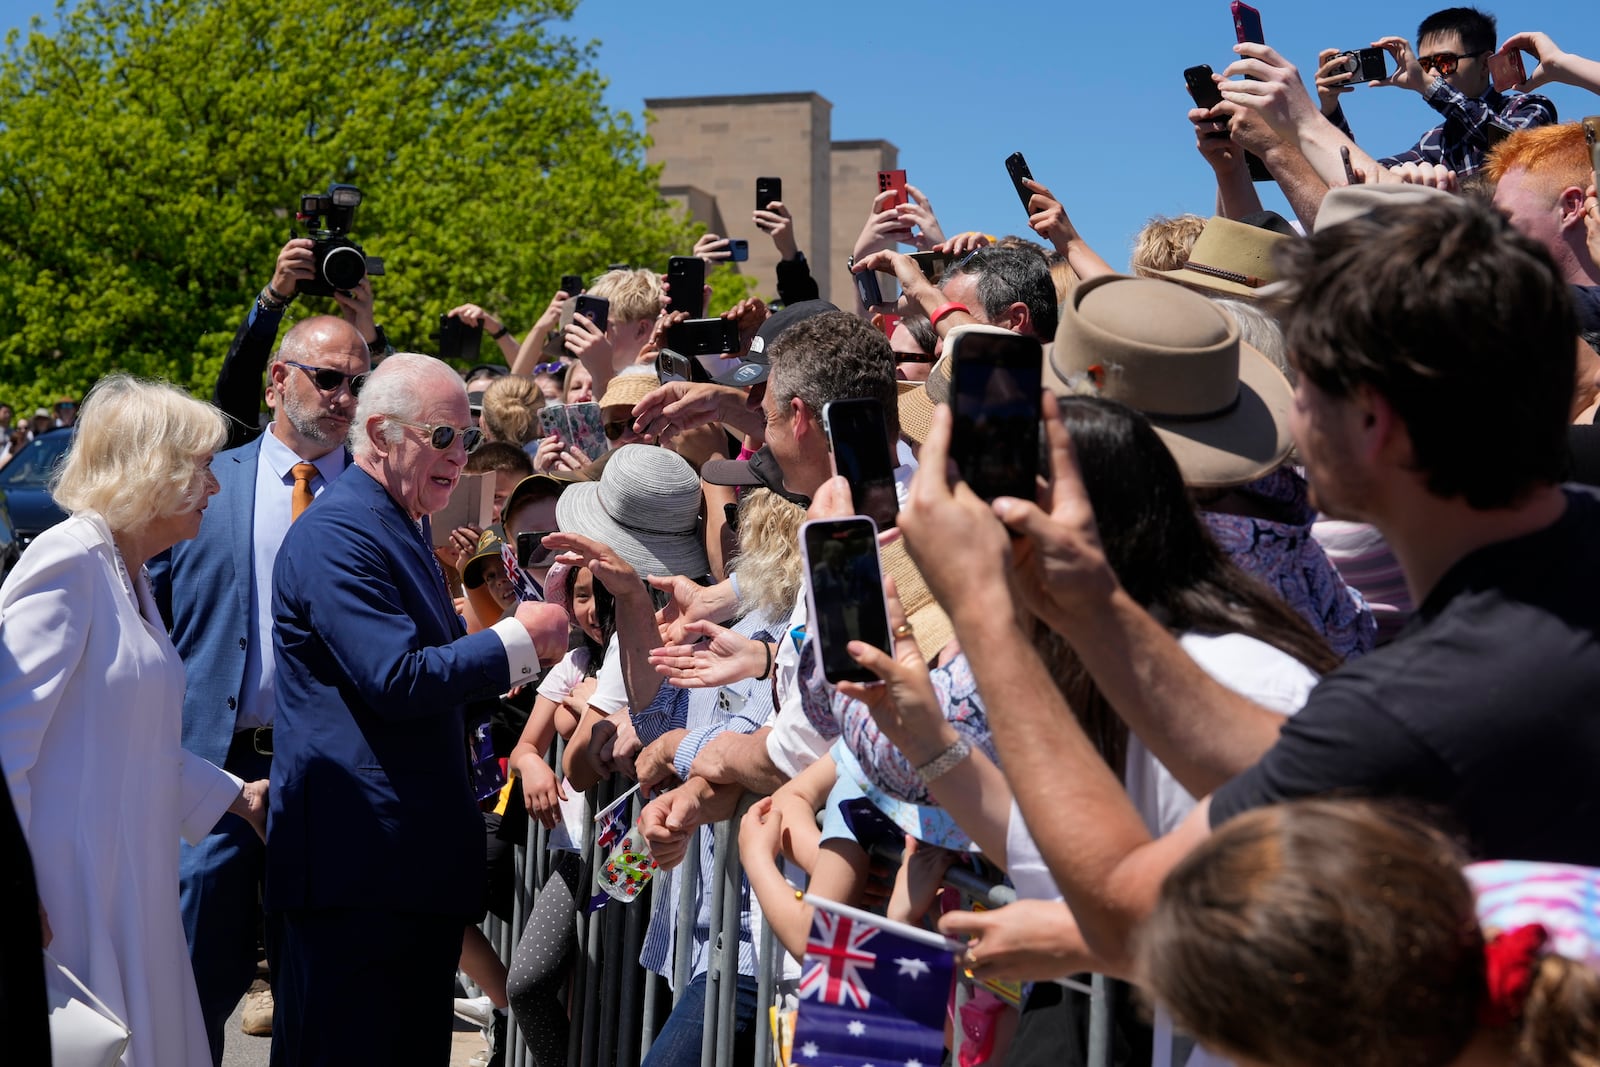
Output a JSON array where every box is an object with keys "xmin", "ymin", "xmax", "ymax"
[
  {"xmin": 283, "ymin": 360, "xmax": 369, "ymax": 396},
  {"xmin": 892, "ymin": 350, "xmax": 936, "ymax": 364},
  {"xmin": 1418, "ymin": 50, "xmax": 1490, "ymax": 75},
  {"xmin": 387, "ymin": 417, "xmax": 484, "ymax": 453}
]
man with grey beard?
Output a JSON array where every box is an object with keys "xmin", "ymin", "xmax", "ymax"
[{"xmin": 150, "ymin": 314, "xmax": 370, "ymax": 1063}]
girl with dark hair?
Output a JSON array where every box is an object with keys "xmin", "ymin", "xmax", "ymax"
[
  {"xmin": 1139, "ymin": 798, "xmax": 1600, "ymax": 1067},
  {"xmin": 503, "ymin": 561, "xmax": 616, "ymax": 1066}
]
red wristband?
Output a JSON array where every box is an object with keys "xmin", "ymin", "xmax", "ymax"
[{"xmin": 929, "ymin": 301, "xmax": 970, "ymax": 328}]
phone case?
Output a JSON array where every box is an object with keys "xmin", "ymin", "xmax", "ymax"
[
  {"xmin": 1586, "ymin": 116, "xmax": 1600, "ymax": 181},
  {"xmin": 540, "ymin": 404, "xmax": 573, "ymax": 444},
  {"xmin": 565, "ymin": 401, "xmax": 609, "ymax": 463}
]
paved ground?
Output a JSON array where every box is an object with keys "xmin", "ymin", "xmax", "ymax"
[{"xmin": 219, "ymin": 996, "xmax": 490, "ymax": 1066}]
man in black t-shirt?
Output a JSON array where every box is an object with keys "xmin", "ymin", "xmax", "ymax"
[{"xmin": 899, "ymin": 189, "xmax": 1600, "ymax": 973}]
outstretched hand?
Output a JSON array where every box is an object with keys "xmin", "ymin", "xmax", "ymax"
[{"xmin": 648, "ymin": 619, "xmax": 769, "ymax": 689}]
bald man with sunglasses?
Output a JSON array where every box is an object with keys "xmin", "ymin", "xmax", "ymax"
[{"xmin": 1321, "ymin": 5, "xmax": 1556, "ymax": 178}]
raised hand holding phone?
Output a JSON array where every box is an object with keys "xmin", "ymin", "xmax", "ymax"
[{"xmin": 801, "ymin": 517, "xmax": 893, "ymax": 685}]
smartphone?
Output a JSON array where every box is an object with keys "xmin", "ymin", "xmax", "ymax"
[
  {"xmin": 908, "ymin": 250, "xmax": 956, "ymax": 284},
  {"xmin": 574, "ymin": 293, "xmax": 610, "ymax": 334},
  {"xmin": 560, "ymin": 273, "xmax": 584, "ymax": 296},
  {"xmin": 877, "ymin": 169, "xmax": 908, "ymax": 208},
  {"xmin": 1335, "ymin": 47, "xmax": 1388, "ymax": 82},
  {"xmin": 1488, "ymin": 49, "xmax": 1527, "ymax": 92},
  {"xmin": 437, "ymin": 313, "xmax": 482, "ymax": 363},
  {"xmin": 947, "ymin": 325, "xmax": 1044, "ymax": 503},
  {"xmin": 516, "ymin": 530, "xmax": 556, "ymax": 572},
  {"xmin": 824, "ymin": 398, "xmax": 899, "ymax": 531},
  {"xmin": 1184, "ymin": 64, "xmax": 1274, "ymax": 183},
  {"xmin": 850, "ymin": 255, "xmax": 885, "ymax": 307},
  {"xmin": 838, "ymin": 796, "xmax": 903, "ymax": 849},
  {"xmin": 756, "ymin": 176, "xmax": 782, "ymax": 212},
  {"xmin": 565, "ymin": 401, "xmax": 609, "ymax": 461},
  {"xmin": 726, "ymin": 238, "xmax": 749, "ymax": 262},
  {"xmin": 665, "ymin": 256, "xmax": 705, "ymax": 319},
  {"xmin": 664, "ymin": 317, "xmax": 740, "ymax": 357},
  {"xmin": 656, "ymin": 349, "xmax": 695, "ymax": 384},
  {"xmin": 1003, "ymin": 151, "xmax": 1035, "ymax": 213},
  {"xmin": 538, "ymin": 403, "xmax": 573, "ymax": 443},
  {"xmin": 1230, "ymin": 1, "xmax": 1264, "ymax": 45},
  {"xmin": 1184, "ymin": 64, "xmax": 1225, "ymax": 109},
  {"xmin": 1586, "ymin": 116, "xmax": 1600, "ymax": 182},
  {"xmin": 800, "ymin": 516, "xmax": 891, "ymax": 685}
]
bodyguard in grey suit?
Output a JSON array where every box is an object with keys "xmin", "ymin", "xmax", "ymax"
[{"xmin": 152, "ymin": 315, "xmax": 370, "ymax": 1065}]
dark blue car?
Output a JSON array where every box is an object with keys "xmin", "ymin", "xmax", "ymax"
[{"xmin": 0, "ymin": 426, "xmax": 73, "ymax": 573}]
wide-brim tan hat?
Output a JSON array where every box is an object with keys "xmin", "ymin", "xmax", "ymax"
[
  {"xmin": 878, "ymin": 537, "xmax": 953, "ymax": 664},
  {"xmin": 1156, "ymin": 215, "xmax": 1288, "ymax": 300},
  {"xmin": 1048, "ymin": 274, "xmax": 1293, "ymax": 489}
]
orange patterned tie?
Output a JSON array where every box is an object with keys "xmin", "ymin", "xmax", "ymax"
[{"xmin": 290, "ymin": 462, "xmax": 318, "ymax": 522}]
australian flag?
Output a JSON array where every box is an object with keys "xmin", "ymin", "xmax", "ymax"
[
  {"xmin": 584, "ymin": 804, "xmax": 632, "ymax": 914},
  {"xmin": 792, "ymin": 909, "xmax": 954, "ymax": 1067}
]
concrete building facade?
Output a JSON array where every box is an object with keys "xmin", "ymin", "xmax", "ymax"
[{"xmin": 644, "ymin": 91, "xmax": 897, "ymax": 308}]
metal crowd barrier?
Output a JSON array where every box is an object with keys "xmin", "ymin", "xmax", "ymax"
[{"xmin": 478, "ymin": 748, "xmax": 1139, "ymax": 1067}]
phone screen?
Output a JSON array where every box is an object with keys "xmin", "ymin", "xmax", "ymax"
[
  {"xmin": 949, "ymin": 330, "xmax": 1044, "ymax": 502},
  {"xmin": 803, "ymin": 517, "xmax": 890, "ymax": 684},
  {"xmin": 665, "ymin": 256, "xmax": 705, "ymax": 318},
  {"xmin": 826, "ymin": 399, "xmax": 898, "ymax": 531}
]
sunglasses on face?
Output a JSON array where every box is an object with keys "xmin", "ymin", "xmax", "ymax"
[
  {"xmin": 387, "ymin": 417, "xmax": 484, "ymax": 453},
  {"xmin": 531, "ymin": 362, "xmax": 566, "ymax": 375},
  {"xmin": 604, "ymin": 419, "xmax": 631, "ymax": 440},
  {"xmin": 1418, "ymin": 50, "xmax": 1489, "ymax": 75},
  {"xmin": 283, "ymin": 360, "xmax": 369, "ymax": 397},
  {"xmin": 892, "ymin": 350, "xmax": 936, "ymax": 364}
]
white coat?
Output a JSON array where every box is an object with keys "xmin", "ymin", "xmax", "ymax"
[{"xmin": 0, "ymin": 511, "xmax": 241, "ymax": 1067}]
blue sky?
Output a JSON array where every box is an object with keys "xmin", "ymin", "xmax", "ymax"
[{"xmin": 3, "ymin": 0, "xmax": 1596, "ymax": 270}]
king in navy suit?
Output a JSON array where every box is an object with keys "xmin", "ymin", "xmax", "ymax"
[
  {"xmin": 265, "ymin": 353, "xmax": 568, "ymax": 1067},
  {"xmin": 151, "ymin": 315, "xmax": 370, "ymax": 1065}
]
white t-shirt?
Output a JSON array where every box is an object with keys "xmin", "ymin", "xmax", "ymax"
[
  {"xmin": 764, "ymin": 598, "xmax": 831, "ymax": 778},
  {"xmin": 1004, "ymin": 630, "xmax": 1318, "ymax": 1067},
  {"xmin": 587, "ymin": 634, "xmax": 627, "ymax": 715},
  {"xmin": 536, "ymin": 646, "xmax": 594, "ymax": 705}
]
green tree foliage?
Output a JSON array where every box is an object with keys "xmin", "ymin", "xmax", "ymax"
[{"xmin": 0, "ymin": 0, "xmax": 729, "ymax": 410}]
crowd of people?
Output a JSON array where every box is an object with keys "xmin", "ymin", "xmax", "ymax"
[{"xmin": 3, "ymin": 5, "xmax": 1600, "ymax": 1067}]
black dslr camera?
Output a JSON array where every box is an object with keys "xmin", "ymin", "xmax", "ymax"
[{"xmin": 294, "ymin": 183, "xmax": 386, "ymax": 297}]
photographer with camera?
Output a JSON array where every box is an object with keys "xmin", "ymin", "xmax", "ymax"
[
  {"xmin": 1322, "ymin": 7, "xmax": 1557, "ymax": 178},
  {"xmin": 215, "ymin": 186, "xmax": 391, "ymax": 449}
]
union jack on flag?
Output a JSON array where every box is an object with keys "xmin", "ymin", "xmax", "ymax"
[
  {"xmin": 798, "ymin": 912, "xmax": 878, "ymax": 1009},
  {"xmin": 792, "ymin": 905, "xmax": 953, "ymax": 1066},
  {"xmin": 594, "ymin": 804, "xmax": 628, "ymax": 852}
]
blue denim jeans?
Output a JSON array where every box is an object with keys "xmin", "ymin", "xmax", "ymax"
[{"xmin": 640, "ymin": 972, "xmax": 760, "ymax": 1067}]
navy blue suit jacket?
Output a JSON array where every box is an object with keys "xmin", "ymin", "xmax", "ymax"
[
  {"xmin": 266, "ymin": 464, "xmax": 512, "ymax": 917},
  {"xmin": 149, "ymin": 437, "xmax": 262, "ymax": 768}
]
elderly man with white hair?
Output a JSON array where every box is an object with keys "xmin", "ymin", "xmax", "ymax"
[{"xmin": 265, "ymin": 353, "xmax": 569, "ymax": 1067}]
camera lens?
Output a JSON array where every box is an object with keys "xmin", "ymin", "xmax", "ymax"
[
  {"xmin": 1336, "ymin": 53, "xmax": 1358, "ymax": 75},
  {"xmin": 321, "ymin": 244, "xmax": 366, "ymax": 290}
]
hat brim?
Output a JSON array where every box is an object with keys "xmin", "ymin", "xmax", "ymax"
[
  {"xmin": 709, "ymin": 361, "xmax": 770, "ymax": 388},
  {"xmin": 1147, "ymin": 341, "xmax": 1294, "ymax": 489},
  {"xmin": 555, "ymin": 481, "xmax": 710, "ymax": 579},
  {"xmin": 699, "ymin": 458, "xmax": 762, "ymax": 487},
  {"xmin": 504, "ymin": 471, "xmax": 583, "ymax": 523},
  {"xmin": 834, "ymin": 742, "xmax": 978, "ymax": 852}
]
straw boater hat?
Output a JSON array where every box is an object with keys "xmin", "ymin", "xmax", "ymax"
[
  {"xmin": 1048, "ymin": 275, "xmax": 1294, "ymax": 489},
  {"xmin": 597, "ymin": 367, "xmax": 660, "ymax": 413},
  {"xmin": 1156, "ymin": 215, "xmax": 1288, "ymax": 299},
  {"xmin": 554, "ymin": 444, "xmax": 710, "ymax": 578}
]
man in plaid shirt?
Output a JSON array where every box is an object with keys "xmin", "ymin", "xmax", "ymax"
[{"xmin": 1320, "ymin": 6, "xmax": 1555, "ymax": 178}]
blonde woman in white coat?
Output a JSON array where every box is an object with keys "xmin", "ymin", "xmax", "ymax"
[{"xmin": 0, "ymin": 375, "xmax": 269, "ymax": 1067}]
